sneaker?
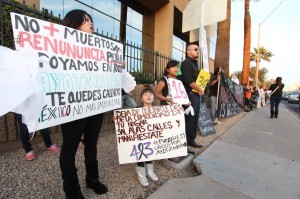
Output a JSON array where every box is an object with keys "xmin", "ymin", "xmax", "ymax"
[
  {"xmin": 25, "ymin": 151, "xmax": 36, "ymax": 161},
  {"xmin": 47, "ymin": 144, "xmax": 61, "ymax": 153}
]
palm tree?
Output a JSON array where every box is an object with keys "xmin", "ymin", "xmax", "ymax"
[
  {"xmin": 214, "ymin": 0, "xmax": 231, "ymax": 76},
  {"xmin": 250, "ymin": 46, "xmax": 273, "ymax": 62},
  {"xmin": 251, "ymin": 46, "xmax": 273, "ymax": 85},
  {"xmin": 241, "ymin": 0, "xmax": 251, "ymax": 85}
]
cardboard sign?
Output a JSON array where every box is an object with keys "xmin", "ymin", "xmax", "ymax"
[
  {"xmin": 198, "ymin": 102, "xmax": 216, "ymax": 136},
  {"xmin": 114, "ymin": 104, "xmax": 187, "ymax": 164},
  {"xmin": 192, "ymin": 70, "xmax": 211, "ymax": 93},
  {"xmin": 168, "ymin": 78, "xmax": 189, "ymax": 104},
  {"xmin": 10, "ymin": 13, "xmax": 122, "ymax": 130}
]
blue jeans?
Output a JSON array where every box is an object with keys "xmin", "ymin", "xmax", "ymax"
[
  {"xmin": 210, "ymin": 96, "xmax": 217, "ymax": 121},
  {"xmin": 122, "ymin": 94, "xmax": 137, "ymax": 108},
  {"xmin": 15, "ymin": 114, "xmax": 52, "ymax": 153}
]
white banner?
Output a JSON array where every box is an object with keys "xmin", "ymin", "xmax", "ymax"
[
  {"xmin": 10, "ymin": 13, "xmax": 122, "ymax": 130},
  {"xmin": 182, "ymin": 0, "xmax": 227, "ymax": 32},
  {"xmin": 114, "ymin": 104, "xmax": 187, "ymax": 164}
]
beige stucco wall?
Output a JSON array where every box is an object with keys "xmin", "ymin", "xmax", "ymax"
[
  {"xmin": 154, "ymin": 2, "xmax": 174, "ymax": 57},
  {"xmin": 170, "ymin": 0, "xmax": 190, "ymax": 12},
  {"xmin": 15, "ymin": 0, "xmax": 40, "ymax": 9},
  {"xmin": 142, "ymin": 0, "xmax": 190, "ymax": 57}
]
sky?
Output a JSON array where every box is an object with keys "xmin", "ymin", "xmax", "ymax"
[{"xmin": 230, "ymin": 0, "xmax": 300, "ymax": 91}]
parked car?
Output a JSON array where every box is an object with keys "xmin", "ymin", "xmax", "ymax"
[
  {"xmin": 282, "ymin": 92, "xmax": 290, "ymax": 101},
  {"xmin": 287, "ymin": 91, "xmax": 300, "ymax": 103},
  {"xmin": 299, "ymin": 92, "xmax": 300, "ymax": 110}
]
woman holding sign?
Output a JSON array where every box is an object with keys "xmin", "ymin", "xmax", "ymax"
[
  {"xmin": 59, "ymin": 10, "xmax": 107, "ymax": 198},
  {"xmin": 155, "ymin": 60, "xmax": 195, "ymax": 156},
  {"xmin": 154, "ymin": 60, "xmax": 179, "ymax": 105},
  {"xmin": 268, "ymin": 77, "xmax": 284, "ymax": 118}
]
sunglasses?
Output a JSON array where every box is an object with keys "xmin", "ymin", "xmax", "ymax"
[{"xmin": 188, "ymin": 48, "xmax": 199, "ymax": 51}]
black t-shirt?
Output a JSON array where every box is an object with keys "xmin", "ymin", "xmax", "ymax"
[
  {"xmin": 158, "ymin": 76, "xmax": 169, "ymax": 105},
  {"xmin": 269, "ymin": 83, "xmax": 284, "ymax": 98},
  {"xmin": 209, "ymin": 75, "xmax": 218, "ymax": 97},
  {"xmin": 181, "ymin": 57, "xmax": 199, "ymax": 94}
]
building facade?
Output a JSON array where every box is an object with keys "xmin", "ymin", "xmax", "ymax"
[{"xmin": 15, "ymin": 0, "xmax": 217, "ymax": 70}]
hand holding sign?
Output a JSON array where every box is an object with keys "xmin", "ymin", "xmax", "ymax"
[
  {"xmin": 168, "ymin": 79, "xmax": 189, "ymax": 105},
  {"xmin": 192, "ymin": 70, "xmax": 211, "ymax": 93}
]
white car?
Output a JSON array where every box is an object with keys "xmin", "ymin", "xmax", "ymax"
[{"xmin": 287, "ymin": 91, "xmax": 299, "ymax": 103}]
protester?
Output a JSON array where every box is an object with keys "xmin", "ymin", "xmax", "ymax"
[
  {"xmin": 180, "ymin": 43, "xmax": 204, "ymax": 148},
  {"xmin": 244, "ymin": 84, "xmax": 251, "ymax": 111},
  {"xmin": 259, "ymin": 85, "xmax": 266, "ymax": 107},
  {"xmin": 136, "ymin": 87, "xmax": 159, "ymax": 186},
  {"xmin": 209, "ymin": 67, "xmax": 221, "ymax": 125},
  {"xmin": 252, "ymin": 86, "xmax": 259, "ymax": 106},
  {"xmin": 268, "ymin": 77, "xmax": 284, "ymax": 118},
  {"xmin": 154, "ymin": 60, "xmax": 179, "ymax": 105},
  {"xmin": 154, "ymin": 60, "xmax": 195, "ymax": 155},
  {"xmin": 59, "ymin": 10, "xmax": 108, "ymax": 198},
  {"xmin": 15, "ymin": 114, "xmax": 60, "ymax": 161}
]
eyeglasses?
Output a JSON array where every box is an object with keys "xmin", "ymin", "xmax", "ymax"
[{"xmin": 188, "ymin": 48, "xmax": 199, "ymax": 51}]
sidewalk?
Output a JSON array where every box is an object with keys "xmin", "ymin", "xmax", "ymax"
[{"xmin": 148, "ymin": 104, "xmax": 300, "ymax": 199}]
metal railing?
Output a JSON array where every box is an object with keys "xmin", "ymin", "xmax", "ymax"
[{"xmin": 0, "ymin": 0, "xmax": 173, "ymax": 145}]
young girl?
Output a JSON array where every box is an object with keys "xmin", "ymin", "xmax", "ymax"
[
  {"xmin": 60, "ymin": 10, "xmax": 107, "ymax": 198},
  {"xmin": 154, "ymin": 60, "xmax": 195, "ymax": 156},
  {"xmin": 154, "ymin": 60, "xmax": 179, "ymax": 105},
  {"xmin": 136, "ymin": 88, "xmax": 159, "ymax": 186}
]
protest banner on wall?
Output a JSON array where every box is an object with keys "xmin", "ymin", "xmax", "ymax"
[
  {"xmin": 198, "ymin": 102, "xmax": 216, "ymax": 136},
  {"xmin": 192, "ymin": 70, "xmax": 211, "ymax": 93},
  {"xmin": 10, "ymin": 13, "xmax": 122, "ymax": 130},
  {"xmin": 114, "ymin": 104, "xmax": 187, "ymax": 164},
  {"xmin": 168, "ymin": 78, "xmax": 189, "ymax": 104},
  {"xmin": 217, "ymin": 72, "xmax": 244, "ymax": 118}
]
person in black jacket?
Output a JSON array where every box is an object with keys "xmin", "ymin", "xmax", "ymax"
[
  {"xmin": 181, "ymin": 43, "xmax": 204, "ymax": 148},
  {"xmin": 268, "ymin": 77, "xmax": 284, "ymax": 118}
]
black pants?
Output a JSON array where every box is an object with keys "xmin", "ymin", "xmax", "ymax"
[
  {"xmin": 59, "ymin": 113, "xmax": 103, "ymax": 180},
  {"xmin": 270, "ymin": 97, "xmax": 281, "ymax": 117},
  {"xmin": 185, "ymin": 93, "xmax": 200, "ymax": 144},
  {"xmin": 15, "ymin": 113, "xmax": 52, "ymax": 153}
]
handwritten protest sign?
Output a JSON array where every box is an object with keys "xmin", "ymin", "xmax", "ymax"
[
  {"xmin": 168, "ymin": 78, "xmax": 189, "ymax": 104},
  {"xmin": 192, "ymin": 70, "xmax": 211, "ymax": 93},
  {"xmin": 198, "ymin": 103, "xmax": 215, "ymax": 136},
  {"xmin": 114, "ymin": 104, "xmax": 187, "ymax": 164},
  {"xmin": 10, "ymin": 13, "xmax": 122, "ymax": 130}
]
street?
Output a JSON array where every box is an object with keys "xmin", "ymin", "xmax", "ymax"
[{"xmin": 281, "ymin": 100, "xmax": 300, "ymax": 119}]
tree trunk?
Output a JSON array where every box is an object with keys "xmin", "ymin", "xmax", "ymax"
[
  {"xmin": 241, "ymin": 0, "xmax": 251, "ymax": 85},
  {"xmin": 214, "ymin": 0, "xmax": 231, "ymax": 77}
]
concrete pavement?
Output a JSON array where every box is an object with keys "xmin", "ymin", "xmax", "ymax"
[{"xmin": 148, "ymin": 103, "xmax": 300, "ymax": 199}]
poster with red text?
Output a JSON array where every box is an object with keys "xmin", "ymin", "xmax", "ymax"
[
  {"xmin": 114, "ymin": 104, "xmax": 187, "ymax": 164},
  {"xmin": 10, "ymin": 13, "xmax": 122, "ymax": 130}
]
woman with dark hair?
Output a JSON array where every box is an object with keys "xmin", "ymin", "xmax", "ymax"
[
  {"xmin": 154, "ymin": 60, "xmax": 179, "ymax": 105},
  {"xmin": 268, "ymin": 77, "xmax": 284, "ymax": 118},
  {"xmin": 60, "ymin": 9, "xmax": 107, "ymax": 198}
]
